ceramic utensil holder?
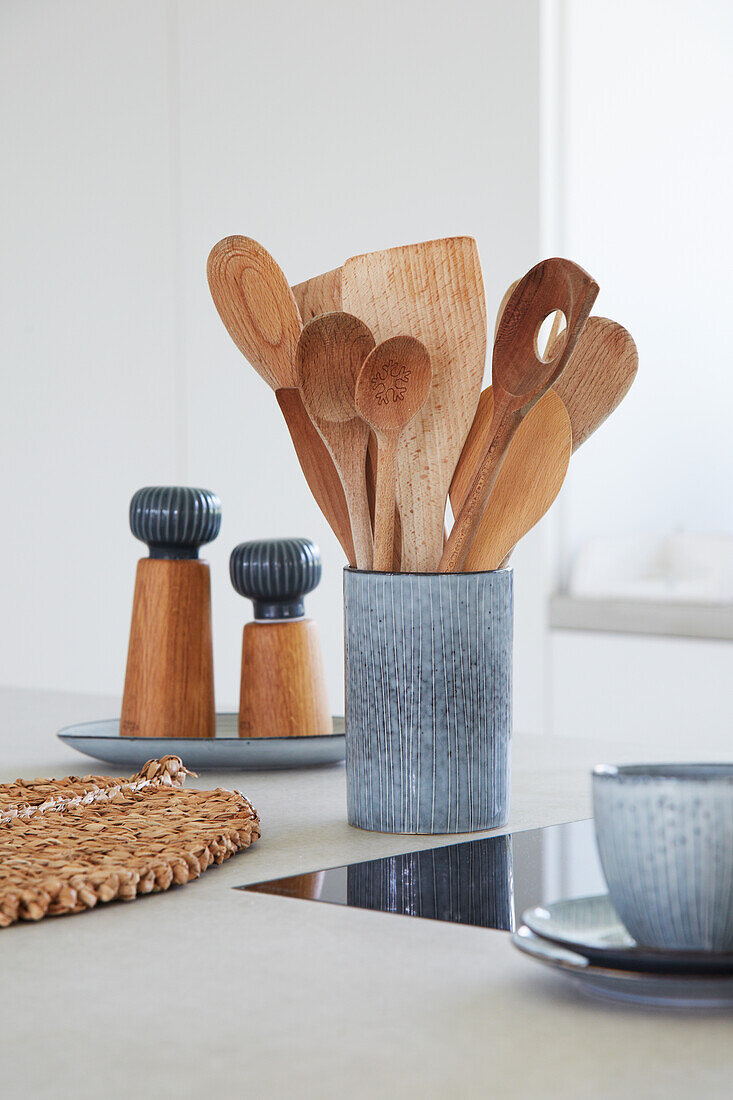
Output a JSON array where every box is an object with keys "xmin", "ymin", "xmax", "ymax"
[
  {"xmin": 121, "ymin": 486, "xmax": 221, "ymax": 739},
  {"xmin": 344, "ymin": 568, "xmax": 512, "ymax": 834}
]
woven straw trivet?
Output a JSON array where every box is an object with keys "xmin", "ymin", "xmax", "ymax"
[{"xmin": 0, "ymin": 755, "xmax": 260, "ymax": 927}]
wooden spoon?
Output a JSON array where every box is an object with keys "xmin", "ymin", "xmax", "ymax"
[
  {"xmin": 291, "ymin": 267, "xmax": 342, "ymax": 322},
  {"xmin": 450, "ymin": 387, "xmax": 572, "ymax": 570},
  {"xmin": 296, "ymin": 313, "xmax": 376, "ymax": 569},
  {"xmin": 355, "ymin": 337, "xmax": 432, "ymax": 571},
  {"xmin": 292, "ymin": 264, "xmax": 402, "ymax": 561},
  {"xmin": 207, "ymin": 237, "xmax": 355, "ymax": 564},
  {"xmin": 342, "ymin": 237, "xmax": 487, "ymax": 572},
  {"xmin": 550, "ymin": 317, "xmax": 638, "ymax": 451},
  {"xmin": 439, "ymin": 257, "xmax": 599, "ymax": 573}
]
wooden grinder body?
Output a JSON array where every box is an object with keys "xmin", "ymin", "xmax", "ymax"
[
  {"xmin": 121, "ymin": 557, "xmax": 215, "ymax": 738},
  {"xmin": 239, "ymin": 618, "xmax": 331, "ymax": 738}
]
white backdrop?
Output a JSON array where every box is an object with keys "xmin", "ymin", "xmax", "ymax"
[{"xmin": 1, "ymin": 0, "xmax": 550, "ymax": 726}]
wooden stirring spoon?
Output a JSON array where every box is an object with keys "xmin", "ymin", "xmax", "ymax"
[
  {"xmin": 292, "ymin": 266, "xmax": 342, "ymax": 322},
  {"xmin": 450, "ymin": 387, "xmax": 572, "ymax": 570},
  {"xmin": 296, "ymin": 313, "xmax": 376, "ymax": 569},
  {"xmin": 439, "ymin": 258, "xmax": 598, "ymax": 573},
  {"xmin": 207, "ymin": 237, "xmax": 355, "ymax": 564},
  {"xmin": 551, "ymin": 317, "xmax": 638, "ymax": 451},
  {"xmin": 355, "ymin": 337, "xmax": 432, "ymax": 571},
  {"xmin": 292, "ymin": 264, "xmax": 402, "ymax": 563}
]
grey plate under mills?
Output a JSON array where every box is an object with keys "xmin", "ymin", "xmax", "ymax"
[
  {"xmin": 512, "ymin": 926, "xmax": 733, "ymax": 1008},
  {"xmin": 58, "ymin": 714, "xmax": 346, "ymax": 770}
]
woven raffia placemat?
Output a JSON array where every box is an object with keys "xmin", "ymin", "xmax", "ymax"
[{"xmin": 0, "ymin": 755, "xmax": 260, "ymax": 927}]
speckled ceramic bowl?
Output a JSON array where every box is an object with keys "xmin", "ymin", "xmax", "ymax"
[{"xmin": 593, "ymin": 764, "xmax": 733, "ymax": 952}]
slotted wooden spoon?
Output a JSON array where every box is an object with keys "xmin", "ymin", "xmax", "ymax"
[
  {"xmin": 439, "ymin": 257, "xmax": 598, "ymax": 573},
  {"xmin": 342, "ymin": 237, "xmax": 486, "ymax": 572},
  {"xmin": 450, "ymin": 387, "xmax": 572, "ymax": 570},
  {"xmin": 296, "ymin": 313, "xmax": 376, "ymax": 569},
  {"xmin": 355, "ymin": 337, "xmax": 432, "ymax": 571},
  {"xmin": 207, "ymin": 237, "xmax": 355, "ymax": 563}
]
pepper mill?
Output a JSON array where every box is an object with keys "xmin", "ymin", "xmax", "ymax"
[
  {"xmin": 230, "ymin": 538, "xmax": 332, "ymax": 738},
  {"xmin": 121, "ymin": 486, "xmax": 221, "ymax": 738}
]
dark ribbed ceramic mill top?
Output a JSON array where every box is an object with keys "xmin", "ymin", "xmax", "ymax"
[
  {"xmin": 129, "ymin": 487, "xmax": 222, "ymax": 558},
  {"xmin": 229, "ymin": 538, "xmax": 321, "ymax": 620}
]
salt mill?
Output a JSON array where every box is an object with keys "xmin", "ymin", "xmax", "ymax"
[
  {"xmin": 229, "ymin": 538, "xmax": 332, "ymax": 738},
  {"xmin": 121, "ymin": 486, "xmax": 221, "ymax": 738}
]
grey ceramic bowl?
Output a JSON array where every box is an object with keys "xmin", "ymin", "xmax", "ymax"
[{"xmin": 593, "ymin": 763, "xmax": 733, "ymax": 953}]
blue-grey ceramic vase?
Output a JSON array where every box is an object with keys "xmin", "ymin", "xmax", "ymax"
[{"xmin": 344, "ymin": 568, "xmax": 512, "ymax": 834}]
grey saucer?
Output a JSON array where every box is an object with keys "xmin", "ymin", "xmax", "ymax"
[
  {"xmin": 523, "ymin": 895, "xmax": 733, "ymax": 975},
  {"xmin": 58, "ymin": 714, "xmax": 345, "ymax": 770},
  {"xmin": 513, "ymin": 926, "xmax": 733, "ymax": 1008}
]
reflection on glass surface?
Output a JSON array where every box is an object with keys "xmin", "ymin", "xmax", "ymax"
[{"xmin": 240, "ymin": 819, "xmax": 604, "ymax": 934}]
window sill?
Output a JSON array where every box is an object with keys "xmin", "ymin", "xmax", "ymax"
[{"xmin": 549, "ymin": 593, "xmax": 733, "ymax": 642}]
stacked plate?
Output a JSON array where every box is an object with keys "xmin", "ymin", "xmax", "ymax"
[{"xmin": 513, "ymin": 894, "xmax": 733, "ymax": 1008}]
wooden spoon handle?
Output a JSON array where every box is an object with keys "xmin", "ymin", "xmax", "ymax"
[
  {"xmin": 439, "ymin": 394, "xmax": 522, "ymax": 573},
  {"xmin": 373, "ymin": 434, "xmax": 398, "ymax": 572},
  {"xmin": 275, "ymin": 389, "xmax": 356, "ymax": 565}
]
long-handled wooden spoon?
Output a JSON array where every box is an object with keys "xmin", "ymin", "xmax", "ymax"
[
  {"xmin": 291, "ymin": 266, "xmax": 342, "ymax": 322},
  {"xmin": 450, "ymin": 387, "xmax": 572, "ymax": 570},
  {"xmin": 342, "ymin": 237, "xmax": 486, "ymax": 572},
  {"xmin": 354, "ymin": 337, "xmax": 432, "ymax": 571},
  {"xmin": 292, "ymin": 264, "xmax": 402, "ymax": 561},
  {"xmin": 296, "ymin": 313, "xmax": 376, "ymax": 569},
  {"xmin": 550, "ymin": 316, "xmax": 638, "ymax": 450},
  {"xmin": 207, "ymin": 237, "xmax": 355, "ymax": 563},
  {"xmin": 439, "ymin": 257, "xmax": 598, "ymax": 573}
]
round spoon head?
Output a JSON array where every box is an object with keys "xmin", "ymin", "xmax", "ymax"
[
  {"xmin": 296, "ymin": 312, "xmax": 375, "ymax": 423},
  {"xmin": 207, "ymin": 235, "xmax": 301, "ymax": 389},
  {"xmin": 355, "ymin": 336, "xmax": 432, "ymax": 435}
]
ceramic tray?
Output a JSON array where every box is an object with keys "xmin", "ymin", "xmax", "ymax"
[
  {"xmin": 58, "ymin": 714, "xmax": 345, "ymax": 770},
  {"xmin": 513, "ymin": 925, "xmax": 733, "ymax": 1008},
  {"xmin": 523, "ymin": 894, "xmax": 733, "ymax": 975}
]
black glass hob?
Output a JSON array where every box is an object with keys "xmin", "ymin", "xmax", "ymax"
[{"xmin": 239, "ymin": 818, "xmax": 605, "ymax": 933}]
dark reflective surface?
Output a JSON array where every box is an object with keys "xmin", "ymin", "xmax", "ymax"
[{"xmin": 240, "ymin": 818, "xmax": 604, "ymax": 932}]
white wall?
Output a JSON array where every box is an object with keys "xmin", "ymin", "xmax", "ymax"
[
  {"xmin": 549, "ymin": 0, "xmax": 733, "ymax": 748},
  {"xmin": 556, "ymin": 0, "xmax": 733, "ymax": 565},
  {"xmin": 1, "ymin": 0, "xmax": 548, "ymax": 726}
]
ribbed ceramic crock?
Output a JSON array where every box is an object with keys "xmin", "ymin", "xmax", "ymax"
[
  {"xmin": 344, "ymin": 568, "xmax": 512, "ymax": 834},
  {"xmin": 593, "ymin": 764, "xmax": 733, "ymax": 952}
]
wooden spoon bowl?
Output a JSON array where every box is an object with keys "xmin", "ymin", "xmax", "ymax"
[
  {"xmin": 355, "ymin": 337, "xmax": 432, "ymax": 570},
  {"xmin": 296, "ymin": 312, "xmax": 376, "ymax": 568}
]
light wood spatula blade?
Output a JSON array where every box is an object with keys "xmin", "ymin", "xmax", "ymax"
[{"xmin": 343, "ymin": 237, "xmax": 486, "ymax": 572}]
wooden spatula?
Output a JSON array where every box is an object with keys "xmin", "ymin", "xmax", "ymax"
[
  {"xmin": 292, "ymin": 267, "xmax": 342, "ymax": 323},
  {"xmin": 342, "ymin": 237, "xmax": 487, "ymax": 572},
  {"xmin": 450, "ymin": 387, "xmax": 572, "ymax": 570},
  {"xmin": 207, "ymin": 237, "xmax": 355, "ymax": 564},
  {"xmin": 355, "ymin": 337, "xmax": 432, "ymax": 571},
  {"xmin": 296, "ymin": 313, "xmax": 376, "ymax": 569},
  {"xmin": 439, "ymin": 257, "xmax": 598, "ymax": 573}
]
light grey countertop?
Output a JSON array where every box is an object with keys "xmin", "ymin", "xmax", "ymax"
[{"xmin": 0, "ymin": 686, "xmax": 731, "ymax": 1099}]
